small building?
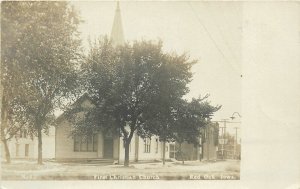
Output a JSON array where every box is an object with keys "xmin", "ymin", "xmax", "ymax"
[
  {"xmin": 1, "ymin": 127, "xmax": 55, "ymax": 160},
  {"xmin": 201, "ymin": 123, "xmax": 219, "ymax": 160},
  {"xmin": 55, "ymin": 95, "xmax": 170, "ymax": 163},
  {"xmin": 170, "ymin": 122, "xmax": 219, "ymax": 161}
]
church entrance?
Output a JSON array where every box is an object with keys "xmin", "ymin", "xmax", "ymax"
[{"xmin": 103, "ymin": 138, "xmax": 114, "ymax": 159}]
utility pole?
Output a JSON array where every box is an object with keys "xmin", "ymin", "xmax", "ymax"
[
  {"xmin": 207, "ymin": 126, "xmax": 210, "ymax": 161},
  {"xmin": 234, "ymin": 127, "xmax": 239, "ymax": 159},
  {"xmin": 221, "ymin": 119, "xmax": 228, "ymax": 159},
  {"xmin": 212, "ymin": 119, "xmax": 240, "ymax": 160},
  {"xmin": 219, "ymin": 126, "xmax": 225, "ymax": 160},
  {"xmin": 222, "ymin": 119, "xmax": 228, "ymax": 136}
]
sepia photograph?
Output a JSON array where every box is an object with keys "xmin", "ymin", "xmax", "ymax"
[
  {"xmin": 1, "ymin": 0, "xmax": 299, "ymax": 188},
  {"xmin": 1, "ymin": 1, "xmax": 241, "ymax": 180}
]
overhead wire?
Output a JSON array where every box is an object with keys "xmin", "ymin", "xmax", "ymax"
[
  {"xmin": 210, "ymin": 3, "xmax": 240, "ymax": 69},
  {"xmin": 187, "ymin": 2, "xmax": 241, "ymax": 76}
]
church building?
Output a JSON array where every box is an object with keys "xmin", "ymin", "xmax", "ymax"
[{"xmin": 55, "ymin": 2, "xmax": 170, "ymax": 163}]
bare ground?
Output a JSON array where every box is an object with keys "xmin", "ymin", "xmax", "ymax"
[{"xmin": 1, "ymin": 159, "xmax": 240, "ymax": 180}]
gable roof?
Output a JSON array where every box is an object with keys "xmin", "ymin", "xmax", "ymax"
[{"xmin": 55, "ymin": 93, "xmax": 94, "ymax": 124}]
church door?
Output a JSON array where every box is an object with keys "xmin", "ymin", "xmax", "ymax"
[{"xmin": 103, "ymin": 138, "xmax": 114, "ymax": 158}]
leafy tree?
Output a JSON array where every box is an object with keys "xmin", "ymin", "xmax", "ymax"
[
  {"xmin": 141, "ymin": 53, "xmax": 194, "ymax": 164},
  {"xmin": 1, "ymin": 2, "xmax": 35, "ymax": 163},
  {"xmin": 1, "ymin": 1, "xmax": 82, "ymax": 164},
  {"xmin": 69, "ymin": 38, "xmax": 195, "ymax": 166},
  {"xmin": 172, "ymin": 96, "xmax": 221, "ymax": 164},
  {"xmin": 142, "ymin": 89, "xmax": 220, "ymax": 165}
]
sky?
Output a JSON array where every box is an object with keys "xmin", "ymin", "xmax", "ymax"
[{"xmin": 71, "ymin": 1, "xmax": 242, "ymax": 133}]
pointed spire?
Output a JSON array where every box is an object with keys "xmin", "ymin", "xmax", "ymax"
[
  {"xmin": 110, "ymin": 1, "xmax": 125, "ymax": 47},
  {"xmin": 116, "ymin": 1, "xmax": 120, "ymax": 11}
]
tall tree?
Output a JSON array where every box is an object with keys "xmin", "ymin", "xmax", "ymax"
[
  {"xmin": 141, "ymin": 53, "xmax": 195, "ymax": 164},
  {"xmin": 1, "ymin": 2, "xmax": 34, "ymax": 163},
  {"xmin": 1, "ymin": 1, "xmax": 82, "ymax": 164},
  {"xmin": 69, "ymin": 39, "xmax": 195, "ymax": 166}
]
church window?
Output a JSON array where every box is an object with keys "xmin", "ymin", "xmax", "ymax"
[
  {"xmin": 74, "ymin": 134, "xmax": 97, "ymax": 152},
  {"xmin": 144, "ymin": 138, "xmax": 151, "ymax": 153},
  {"xmin": 155, "ymin": 138, "xmax": 158, "ymax": 153}
]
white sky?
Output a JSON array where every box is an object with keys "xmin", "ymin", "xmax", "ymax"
[{"xmin": 71, "ymin": 1, "xmax": 242, "ymax": 124}]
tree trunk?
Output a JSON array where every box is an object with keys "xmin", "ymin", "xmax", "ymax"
[
  {"xmin": 196, "ymin": 144, "xmax": 200, "ymax": 161},
  {"xmin": 2, "ymin": 139, "xmax": 11, "ymax": 163},
  {"xmin": 37, "ymin": 126, "xmax": 43, "ymax": 165},
  {"xmin": 1, "ymin": 95, "xmax": 11, "ymax": 163},
  {"xmin": 124, "ymin": 140, "xmax": 130, "ymax": 167},
  {"xmin": 134, "ymin": 133, "xmax": 139, "ymax": 162},
  {"xmin": 191, "ymin": 146, "xmax": 194, "ymax": 160},
  {"xmin": 179, "ymin": 143, "xmax": 184, "ymax": 164},
  {"xmin": 162, "ymin": 141, "xmax": 166, "ymax": 165},
  {"xmin": 201, "ymin": 143, "xmax": 204, "ymax": 161}
]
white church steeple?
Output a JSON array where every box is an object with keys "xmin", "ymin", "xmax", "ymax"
[{"xmin": 110, "ymin": 1, "xmax": 125, "ymax": 46}]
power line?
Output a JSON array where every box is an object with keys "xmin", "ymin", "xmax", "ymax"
[
  {"xmin": 187, "ymin": 2, "xmax": 240, "ymax": 75},
  {"xmin": 212, "ymin": 120, "xmax": 241, "ymax": 124},
  {"xmin": 209, "ymin": 3, "xmax": 240, "ymax": 67}
]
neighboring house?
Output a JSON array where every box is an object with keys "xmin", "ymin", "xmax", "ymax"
[
  {"xmin": 1, "ymin": 127, "xmax": 55, "ymax": 160},
  {"xmin": 170, "ymin": 122, "xmax": 219, "ymax": 161},
  {"xmin": 201, "ymin": 123, "xmax": 219, "ymax": 160},
  {"xmin": 55, "ymin": 95, "xmax": 170, "ymax": 163}
]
